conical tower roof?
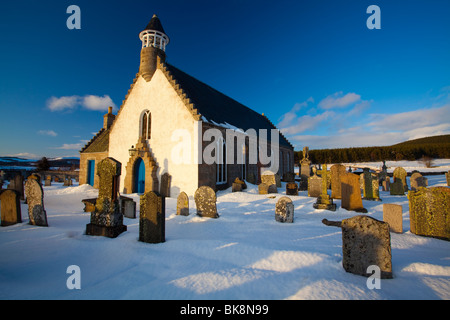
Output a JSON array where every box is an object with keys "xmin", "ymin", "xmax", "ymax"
[{"xmin": 144, "ymin": 14, "xmax": 166, "ymax": 34}]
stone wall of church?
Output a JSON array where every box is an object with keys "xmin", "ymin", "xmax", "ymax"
[{"xmin": 79, "ymin": 151, "xmax": 108, "ymax": 189}]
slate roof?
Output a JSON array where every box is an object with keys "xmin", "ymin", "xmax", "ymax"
[
  {"xmin": 164, "ymin": 63, "xmax": 293, "ymax": 149},
  {"xmin": 80, "ymin": 128, "xmax": 110, "ymax": 153},
  {"xmin": 144, "ymin": 14, "xmax": 167, "ymax": 34}
]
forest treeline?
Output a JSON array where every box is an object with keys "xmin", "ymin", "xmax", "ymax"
[{"xmin": 294, "ymin": 135, "xmax": 450, "ymax": 164}]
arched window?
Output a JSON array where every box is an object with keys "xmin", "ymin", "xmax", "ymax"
[
  {"xmin": 141, "ymin": 111, "xmax": 151, "ymax": 139},
  {"xmin": 216, "ymin": 138, "xmax": 227, "ymax": 184},
  {"xmin": 242, "ymin": 144, "xmax": 247, "ymax": 180}
]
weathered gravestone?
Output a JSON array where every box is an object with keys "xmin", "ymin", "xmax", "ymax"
[
  {"xmin": 313, "ymin": 164, "xmax": 336, "ymax": 211},
  {"xmin": 0, "ymin": 189, "xmax": 22, "ymax": 226},
  {"xmin": 258, "ymin": 183, "xmax": 269, "ymax": 195},
  {"xmin": 393, "ymin": 167, "xmax": 408, "ymax": 192},
  {"xmin": 275, "ymin": 196, "xmax": 294, "ymax": 223},
  {"xmin": 299, "ymin": 146, "xmax": 311, "ymax": 191},
  {"xmin": 261, "ymin": 171, "xmax": 276, "ymax": 187},
  {"xmin": 341, "ymin": 172, "xmax": 367, "ymax": 213},
  {"xmin": 24, "ymin": 175, "xmax": 48, "ymax": 227},
  {"xmin": 85, "ymin": 157, "xmax": 126, "ymax": 238},
  {"xmin": 390, "ymin": 180, "xmax": 405, "ymax": 196},
  {"xmin": 120, "ymin": 196, "xmax": 136, "ymax": 219},
  {"xmin": 139, "ymin": 191, "xmax": 165, "ymax": 243},
  {"xmin": 410, "ymin": 172, "xmax": 428, "ymax": 191},
  {"xmin": 308, "ymin": 173, "xmax": 322, "ymax": 198},
  {"xmin": 383, "ymin": 204, "xmax": 403, "ymax": 233},
  {"xmin": 446, "ymin": 171, "xmax": 450, "ymax": 186},
  {"xmin": 44, "ymin": 176, "xmax": 51, "ymax": 187},
  {"xmin": 160, "ymin": 172, "xmax": 171, "ymax": 198},
  {"xmin": 194, "ymin": 186, "xmax": 219, "ymax": 218},
  {"xmin": 322, "ymin": 215, "xmax": 393, "ymax": 279},
  {"xmin": 362, "ymin": 170, "xmax": 381, "ymax": 201},
  {"xmin": 286, "ymin": 182, "xmax": 298, "ymax": 196},
  {"xmin": 176, "ymin": 191, "xmax": 189, "ymax": 216},
  {"xmin": 381, "ymin": 176, "xmax": 390, "ymax": 191},
  {"xmin": 232, "ymin": 177, "xmax": 245, "ymax": 192},
  {"xmin": 408, "ymin": 187, "xmax": 450, "ymax": 240},
  {"xmin": 330, "ymin": 164, "xmax": 347, "ymax": 199}
]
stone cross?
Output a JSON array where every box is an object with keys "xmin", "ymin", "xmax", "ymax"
[
  {"xmin": 139, "ymin": 191, "xmax": 165, "ymax": 243},
  {"xmin": 86, "ymin": 157, "xmax": 126, "ymax": 238},
  {"xmin": 275, "ymin": 196, "xmax": 294, "ymax": 223},
  {"xmin": 24, "ymin": 174, "xmax": 48, "ymax": 227},
  {"xmin": 194, "ymin": 186, "xmax": 219, "ymax": 218},
  {"xmin": 0, "ymin": 189, "xmax": 22, "ymax": 226},
  {"xmin": 323, "ymin": 215, "xmax": 393, "ymax": 279},
  {"xmin": 313, "ymin": 164, "xmax": 336, "ymax": 211}
]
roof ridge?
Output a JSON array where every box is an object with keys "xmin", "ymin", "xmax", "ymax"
[{"xmin": 80, "ymin": 128, "xmax": 106, "ymax": 152}]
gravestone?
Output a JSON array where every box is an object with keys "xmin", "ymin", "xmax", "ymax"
[
  {"xmin": 299, "ymin": 146, "xmax": 311, "ymax": 191},
  {"xmin": 0, "ymin": 189, "xmax": 22, "ymax": 226},
  {"xmin": 268, "ymin": 184, "xmax": 278, "ymax": 193},
  {"xmin": 160, "ymin": 172, "xmax": 171, "ymax": 198},
  {"xmin": 24, "ymin": 175, "xmax": 48, "ymax": 227},
  {"xmin": 9, "ymin": 174, "xmax": 24, "ymax": 200},
  {"xmin": 381, "ymin": 176, "xmax": 390, "ymax": 192},
  {"xmin": 286, "ymin": 182, "xmax": 298, "ymax": 196},
  {"xmin": 44, "ymin": 176, "xmax": 51, "ymax": 187},
  {"xmin": 331, "ymin": 164, "xmax": 346, "ymax": 199},
  {"xmin": 389, "ymin": 180, "xmax": 405, "ymax": 196},
  {"xmin": 446, "ymin": 171, "xmax": 450, "ymax": 186},
  {"xmin": 275, "ymin": 196, "xmax": 294, "ymax": 223},
  {"xmin": 258, "ymin": 183, "xmax": 269, "ymax": 195},
  {"xmin": 322, "ymin": 215, "xmax": 393, "ymax": 279},
  {"xmin": 194, "ymin": 186, "xmax": 218, "ymax": 218},
  {"xmin": 313, "ymin": 164, "xmax": 336, "ymax": 211},
  {"xmin": 341, "ymin": 172, "xmax": 367, "ymax": 213},
  {"xmin": 410, "ymin": 172, "xmax": 428, "ymax": 191},
  {"xmin": 308, "ymin": 173, "xmax": 322, "ymax": 198},
  {"xmin": 176, "ymin": 191, "xmax": 189, "ymax": 216},
  {"xmin": 232, "ymin": 177, "xmax": 245, "ymax": 192},
  {"xmin": 86, "ymin": 157, "xmax": 126, "ymax": 238},
  {"xmin": 139, "ymin": 191, "xmax": 165, "ymax": 243},
  {"xmin": 408, "ymin": 187, "xmax": 450, "ymax": 240},
  {"xmin": 362, "ymin": 170, "xmax": 381, "ymax": 201},
  {"xmin": 393, "ymin": 167, "xmax": 408, "ymax": 192},
  {"xmin": 121, "ymin": 196, "xmax": 136, "ymax": 219},
  {"xmin": 261, "ymin": 171, "xmax": 276, "ymax": 187},
  {"xmin": 383, "ymin": 204, "xmax": 403, "ymax": 233}
]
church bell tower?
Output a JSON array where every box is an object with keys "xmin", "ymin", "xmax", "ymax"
[{"xmin": 139, "ymin": 14, "xmax": 170, "ymax": 81}]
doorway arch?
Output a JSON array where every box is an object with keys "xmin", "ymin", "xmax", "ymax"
[{"xmin": 134, "ymin": 157, "xmax": 146, "ymax": 194}]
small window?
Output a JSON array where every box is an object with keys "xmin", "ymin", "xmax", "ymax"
[
  {"xmin": 216, "ymin": 138, "xmax": 227, "ymax": 184},
  {"xmin": 141, "ymin": 111, "xmax": 151, "ymax": 139}
]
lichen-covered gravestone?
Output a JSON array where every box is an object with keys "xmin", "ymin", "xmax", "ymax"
[
  {"xmin": 362, "ymin": 170, "xmax": 381, "ymax": 201},
  {"xmin": 408, "ymin": 187, "xmax": 450, "ymax": 240},
  {"xmin": 323, "ymin": 215, "xmax": 393, "ymax": 279},
  {"xmin": 85, "ymin": 157, "xmax": 126, "ymax": 238},
  {"xmin": 330, "ymin": 164, "xmax": 346, "ymax": 199},
  {"xmin": 0, "ymin": 189, "xmax": 22, "ymax": 226},
  {"xmin": 389, "ymin": 180, "xmax": 405, "ymax": 196},
  {"xmin": 194, "ymin": 186, "xmax": 219, "ymax": 218},
  {"xmin": 341, "ymin": 172, "xmax": 367, "ymax": 213},
  {"xmin": 176, "ymin": 191, "xmax": 189, "ymax": 216},
  {"xmin": 24, "ymin": 175, "xmax": 48, "ymax": 227},
  {"xmin": 258, "ymin": 183, "xmax": 269, "ymax": 195},
  {"xmin": 410, "ymin": 172, "xmax": 428, "ymax": 191},
  {"xmin": 393, "ymin": 167, "xmax": 408, "ymax": 192},
  {"xmin": 139, "ymin": 191, "xmax": 165, "ymax": 243},
  {"xmin": 275, "ymin": 196, "xmax": 294, "ymax": 223}
]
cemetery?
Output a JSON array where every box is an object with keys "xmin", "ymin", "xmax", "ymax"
[{"xmin": 0, "ymin": 159, "xmax": 449, "ymax": 299}]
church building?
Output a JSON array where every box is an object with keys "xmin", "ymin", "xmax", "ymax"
[{"xmin": 79, "ymin": 15, "xmax": 294, "ymax": 197}]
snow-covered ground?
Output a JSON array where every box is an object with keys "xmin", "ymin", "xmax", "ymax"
[{"xmin": 0, "ymin": 161, "xmax": 449, "ymax": 300}]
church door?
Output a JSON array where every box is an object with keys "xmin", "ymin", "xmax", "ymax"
[
  {"xmin": 87, "ymin": 160, "xmax": 95, "ymax": 186},
  {"xmin": 134, "ymin": 158, "xmax": 145, "ymax": 193}
]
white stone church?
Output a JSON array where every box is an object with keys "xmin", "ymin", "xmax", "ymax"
[{"xmin": 79, "ymin": 15, "xmax": 294, "ymax": 197}]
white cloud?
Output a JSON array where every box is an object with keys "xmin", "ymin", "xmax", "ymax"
[
  {"xmin": 318, "ymin": 92, "xmax": 361, "ymax": 109},
  {"xmin": 46, "ymin": 96, "xmax": 79, "ymax": 111},
  {"xmin": 81, "ymin": 95, "xmax": 116, "ymax": 111},
  {"xmin": 38, "ymin": 130, "xmax": 58, "ymax": 137},
  {"xmin": 46, "ymin": 95, "xmax": 116, "ymax": 112},
  {"xmin": 52, "ymin": 143, "xmax": 84, "ymax": 150}
]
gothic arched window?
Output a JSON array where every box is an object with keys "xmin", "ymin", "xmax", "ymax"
[{"xmin": 141, "ymin": 111, "xmax": 151, "ymax": 140}]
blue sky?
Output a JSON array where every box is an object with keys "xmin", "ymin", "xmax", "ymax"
[{"xmin": 0, "ymin": 0, "xmax": 449, "ymax": 159}]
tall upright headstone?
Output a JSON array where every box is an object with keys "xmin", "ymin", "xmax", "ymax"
[
  {"xmin": 194, "ymin": 186, "xmax": 219, "ymax": 218},
  {"xmin": 341, "ymin": 172, "xmax": 367, "ymax": 213},
  {"xmin": 160, "ymin": 172, "xmax": 171, "ymax": 198},
  {"xmin": 308, "ymin": 173, "xmax": 322, "ymax": 198},
  {"xmin": 313, "ymin": 164, "xmax": 336, "ymax": 211},
  {"xmin": 86, "ymin": 157, "xmax": 126, "ymax": 238},
  {"xmin": 176, "ymin": 191, "xmax": 189, "ymax": 216},
  {"xmin": 24, "ymin": 174, "xmax": 48, "ymax": 226},
  {"xmin": 0, "ymin": 189, "xmax": 22, "ymax": 226},
  {"xmin": 299, "ymin": 146, "xmax": 311, "ymax": 191},
  {"xmin": 408, "ymin": 187, "xmax": 450, "ymax": 240},
  {"xmin": 139, "ymin": 191, "xmax": 165, "ymax": 243},
  {"xmin": 393, "ymin": 167, "xmax": 408, "ymax": 192},
  {"xmin": 323, "ymin": 216, "xmax": 393, "ymax": 279},
  {"xmin": 362, "ymin": 170, "xmax": 381, "ymax": 201},
  {"xmin": 275, "ymin": 196, "xmax": 294, "ymax": 223},
  {"xmin": 330, "ymin": 164, "xmax": 346, "ymax": 199}
]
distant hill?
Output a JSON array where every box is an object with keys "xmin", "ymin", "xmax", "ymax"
[
  {"xmin": 0, "ymin": 157, "xmax": 79, "ymax": 170},
  {"xmin": 392, "ymin": 134, "xmax": 450, "ymax": 146}
]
